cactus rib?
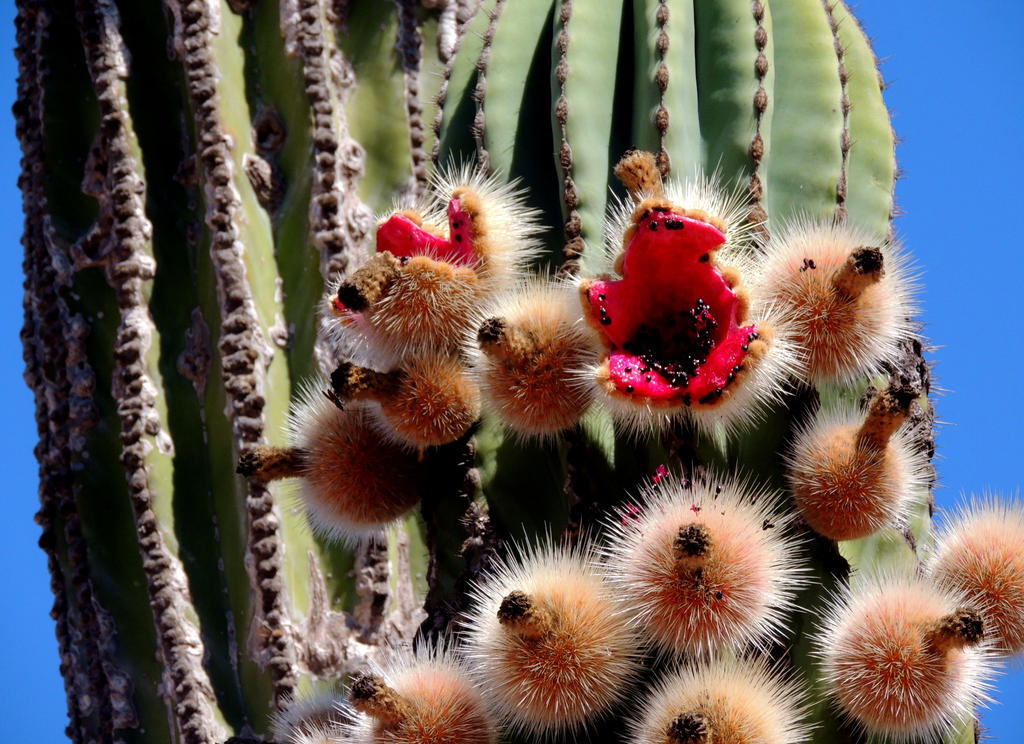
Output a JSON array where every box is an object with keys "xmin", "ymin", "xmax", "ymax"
[
  {"xmin": 820, "ymin": 0, "xmax": 851, "ymax": 221},
  {"xmin": 166, "ymin": 0, "xmax": 298, "ymax": 708},
  {"xmin": 552, "ymin": 0, "xmax": 624, "ymax": 274},
  {"xmin": 17, "ymin": 7, "xmax": 100, "ymax": 740},
  {"xmin": 74, "ymin": 1, "xmax": 226, "ymax": 742},
  {"xmin": 551, "ymin": 0, "xmax": 578, "ymax": 271},
  {"xmin": 434, "ymin": 0, "xmax": 491, "ymax": 167},
  {"xmin": 764, "ymin": 0, "xmax": 844, "ymax": 224},
  {"xmin": 294, "ymin": 0, "xmax": 373, "ymax": 282},
  {"xmin": 469, "ymin": 0, "xmax": 507, "ymax": 174},
  {"xmin": 830, "ymin": 1, "xmax": 896, "ymax": 239},
  {"xmin": 395, "ymin": 0, "xmax": 429, "ymax": 195},
  {"xmin": 692, "ymin": 0, "xmax": 770, "ymax": 214},
  {"xmin": 749, "ymin": 0, "xmax": 771, "ymax": 229}
]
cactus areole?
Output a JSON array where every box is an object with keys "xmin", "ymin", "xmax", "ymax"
[{"xmin": 586, "ymin": 211, "xmax": 756, "ymax": 406}]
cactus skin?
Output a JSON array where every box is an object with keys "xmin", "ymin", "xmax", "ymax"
[{"xmin": 15, "ymin": 2, "xmax": 991, "ymax": 744}]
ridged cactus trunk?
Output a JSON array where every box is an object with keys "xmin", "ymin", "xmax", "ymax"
[{"xmin": 18, "ymin": 1, "xmax": 1018, "ymax": 744}]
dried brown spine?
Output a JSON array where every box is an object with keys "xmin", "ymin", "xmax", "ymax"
[{"xmin": 654, "ymin": 1, "xmax": 671, "ymax": 176}]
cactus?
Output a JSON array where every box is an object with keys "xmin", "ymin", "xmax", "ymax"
[{"xmin": 16, "ymin": 1, "xmax": 1017, "ymax": 744}]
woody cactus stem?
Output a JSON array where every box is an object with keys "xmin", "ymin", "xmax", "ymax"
[
  {"xmin": 17, "ymin": 7, "xmax": 114, "ymax": 740},
  {"xmin": 172, "ymin": 0, "xmax": 299, "ymax": 709},
  {"xmin": 75, "ymin": 1, "xmax": 225, "ymax": 741},
  {"xmin": 17, "ymin": 2, "xmax": 987, "ymax": 744}
]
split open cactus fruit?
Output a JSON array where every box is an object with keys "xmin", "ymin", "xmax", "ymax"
[{"xmin": 16, "ymin": 1, "xmax": 1017, "ymax": 744}]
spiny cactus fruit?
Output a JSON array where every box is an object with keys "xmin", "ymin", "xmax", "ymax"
[
  {"xmin": 816, "ymin": 572, "xmax": 996, "ymax": 742},
  {"xmin": 603, "ymin": 475, "xmax": 803, "ymax": 657},
  {"xmin": 755, "ymin": 219, "xmax": 915, "ymax": 383},
  {"xmin": 17, "ymin": 1, "xmax": 1016, "ymax": 743},
  {"xmin": 462, "ymin": 540, "xmax": 640, "ymax": 737},
  {"xmin": 626, "ymin": 655, "xmax": 810, "ymax": 744},
  {"xmin": 327, "ymin": 168, "xmax": 542, "ymax": 362},
  {"xmin": 787, "ymin": 386, "xmax": 929, "ymax": 541},
  {"xmin": 927, "ymin": 497, "xmax": 1024, "ymax": 658},
  {"xmin": 577, "ymin": 152, "xmax": 790, "ymax": 436},
  {"xmin": 346, "ymin": 644, "xmax": 497, "ymax": 744}
]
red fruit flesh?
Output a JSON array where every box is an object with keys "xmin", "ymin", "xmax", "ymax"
[
  {"xmin": 376, "ymin": 197, "xmax": 477, "ymax": 266},
  {"xmin": 587, "ymin": 209, "xmax": 757, "ymax": 406}
]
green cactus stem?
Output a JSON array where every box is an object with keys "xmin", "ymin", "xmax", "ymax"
[{"xmin": 18, "ymin": 2, "xmax": 990, "ymax": 744}]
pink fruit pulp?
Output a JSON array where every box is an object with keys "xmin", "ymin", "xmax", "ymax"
[
  {"xmin": 333, "ymin": 197, "xmax": 477, "ymax": 315},
  {"xmin": 587, "ymin": 209, "xmax": 757, "ymax": 406},
  {"xmin": 376, "ymin": 197, "xmax": 477, "ymax": 265}
]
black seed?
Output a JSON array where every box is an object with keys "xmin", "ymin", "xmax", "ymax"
[
  {"xmin": 715, "ymin": 590, "xmax": 724, "ymax": 600},
  {"xmin": 601, "ymin": 317, "xmax": 612, "ymax": 325},
  {"xmin": 625, "ymin": 385, "xmax": 635, "ymax": 393},
  {"xmin": 649, "ymin": 221, "xmax": 659, "ymax": 231},
  {"xmin": 599, "ymin": 306, "xmax": 607, "ymax": 315},
  {"xmin": 598, "ymin": 293, "xmax": 606, "ymax": 301},
  {"xmin": 646, "ymin": 376, "xmax": 652, "ymax": 383},
  {"xmin": 665, "ymin": 219, "xmax": 685, "ymax": 230},
  {"xmin": 699, "ymin": 253, "xmax": 710, "ymax": 262},
  {"xmin": 741, "ymin": 344, "xmax": 749, "ymax": 351},
  {"xmin": 624, "ymin": 367, "xmax": 632, "ymax": 373},
  {"xmin": 455, "ymin": 235, "xmax": 463, "ymax": 242}
]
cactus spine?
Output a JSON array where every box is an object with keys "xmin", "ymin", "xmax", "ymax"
[{"xmin": 16, "ymin": 1, "xmax": 1013, "ymax": 744}]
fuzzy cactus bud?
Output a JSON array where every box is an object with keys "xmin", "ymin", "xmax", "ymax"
[
  {"xmin": 754, "ymin": 219, "xmax": 915, "ymax": 383},
  {"xmin": 816, "ymin": 572, "xmax": 995, "ymax": 742},
  {"xmin": 331, "ymin": 355, "xmax": 481, "ymax": 448},
  {"xmin": 463, "ymin": 540, "xmax": 640, "ymax": 736},
  {"xmin": 928, "ymin": 497, "xmax": 1024, "ymax": 657},
  {"xmin": 346, "ymin": 645, "xmax": 496, "ymax": 744},
  {"xmin": 626, "ymin": 656, "xmax": 810, "ymax": 744},
  {"xmin": 475, "ymin": 280, "xmax": 599, "ymax": 437},
  {"xmin": 787, "ymin": 387, "xmax": 928, "ymax": 541},
  {"xmin": 604, "ymin": 474, "xmax": 804, "ymax": 656},
  {"xmin": 281, "ymin": 383, "xmax": 424, "ymax": 545}
]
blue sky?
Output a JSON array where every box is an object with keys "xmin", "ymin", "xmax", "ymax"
[{"xmin": 1, "ymin": 0, "xmax": 1021, "ymax": 741}]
